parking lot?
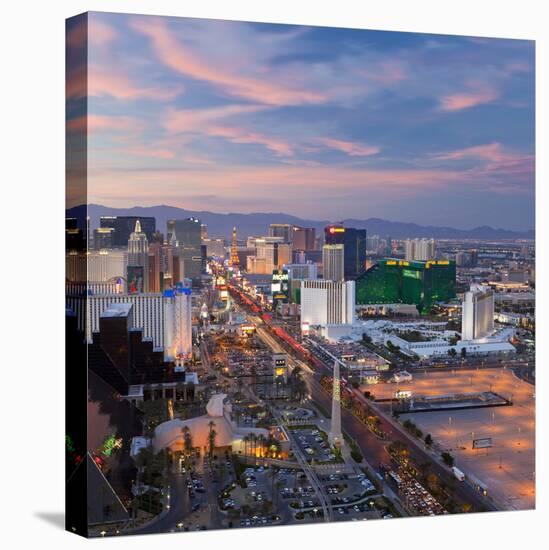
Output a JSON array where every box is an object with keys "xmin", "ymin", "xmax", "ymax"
[
  {"xmin": 289, "ymin": 427, "xmax": 337, "ymax": 463},
  {"xmin": 382, "ymin": 368, "xmax": 535, "ymax": 510}
]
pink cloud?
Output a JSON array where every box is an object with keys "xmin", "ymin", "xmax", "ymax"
[
  {"xmin": 163, "ymin": 105, "xmax": 266, "ymax": 134},
  {"xmin": 433, "ymin": 142, "xmax": 508, "ymax": 162},
  {"xmin": 431, "ymin": 142, "xmax": 534, "ymax": 192},
  {"xmin": 208, "ymin": 126, "xmax": 294, "ymax": 156},
  {"xmin": 130, "ymin": 18, "xmax": 326, "ymax": 106},
  {"xmin": 439, "ymin": 87, "xmax": 498, "ymax": 111},
  {"xmin": 162, "ymin": 105, "xmax": 293, "ymax": 156},
  {"xmin": 88, "ymin": 18, "xmax": 117, "ymax": 47},
  {"xmin": 88, "ymin": 65, "xmax": 182, "ymax": 101},
  {"xmin": 87, "ymin": 114, "xmax": 142, "ymax": 132},
  {"xmin": 318, "ymin": 138, "xmax": 380, "ymax": 157}
]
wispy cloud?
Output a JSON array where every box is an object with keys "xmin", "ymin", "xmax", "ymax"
[
  {"xmin": 439, "ymin": 87, "xmax": 498, "ymax": 111},
  {"xmin": 317, "ymin": 138, "xmax": 381, "ymax": 157},
  {"xmin": 88, "ymin": 65, "xmax": 182, "ymax": 101},
  {"xmin": 207, "ymin": 126, "xmax": 294, "ymax": 156},
  {"xmin": 130, "ymin": 17, "xmax": 326, "ymax": 106},
  {"xmin": 163, "ymin": 105, "xmax": 267, "ymax": 134},
  {"xmin": 87, "ymin": 114, "xmax": 143, "ymax": 132},
  {"xmin": 88, "ymin": 18, "xmax": 117, "ymax": 47},
  {"xmin": 432, "ymin": 142, "xmax": 508, "ymax": 162}
]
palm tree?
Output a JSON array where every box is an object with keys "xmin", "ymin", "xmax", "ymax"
[
  {"xmin": 267, "ymin": 438, "xmax": 281, "ymax": 458},
  {"xmin": 250, "ymin": 433, "xmax": 257, "ymax": 457},
  {"xmin": 207, "ymin": 421, "xmax": 217, "ymax": 459},
  {"xmin": 243, "ymin": 435, "xmax": 250, "ymax": 456},
  {"xmin": 257, "ymin": 435, "xmax": 266, "ymax": 458},
  {"xmin": 182, "ymin": 425, "xmax": 193, "ymax": 459}
]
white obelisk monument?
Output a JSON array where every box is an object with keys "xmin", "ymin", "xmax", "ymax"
[{"xmin": 329, "ymin": 360, "xmax": 343, "ymax": 446}]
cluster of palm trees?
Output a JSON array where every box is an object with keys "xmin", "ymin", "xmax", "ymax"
[
  {"xmin": 242, "ymin": 433, "xmax": 281, "ymax": 458},
  {"xmin": 289, "ymin": 365, "xmax": 307, "ymax": 401},
  {"xmin": 181, "ymin": 425, "xmax": 193, "ymax": 456}
]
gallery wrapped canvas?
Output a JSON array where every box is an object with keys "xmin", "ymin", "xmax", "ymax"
[{"xmin": 66, "ymin": 11, "xmax": 535, "ymax": 538}]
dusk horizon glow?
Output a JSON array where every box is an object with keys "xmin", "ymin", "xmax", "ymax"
[{"xmin": 71, "ymin": 13, "xmax": 535, "ymax": 231}]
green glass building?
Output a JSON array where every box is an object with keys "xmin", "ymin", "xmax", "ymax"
[{"xmin": 355, "ymin": 258, "xmax": 456, "ymax": 313}]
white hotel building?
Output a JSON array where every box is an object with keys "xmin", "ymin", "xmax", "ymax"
[
  {"xmin": 462, "ymin": 284, "xmax": 495, "ymax": 341},
  {"xmin": 163, "ymin": 284, "xmax": 193, "ymax": 361},
  {"xmin": 300, "ymin": 279, "xmax": 355, "ymax": 327},
  {"xmin": 67, "ymin": 284, "xmax": 193, "ymax": 357}
]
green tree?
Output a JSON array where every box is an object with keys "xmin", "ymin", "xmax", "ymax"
[
  {"xmin": 182, "ymin": 425, "xmax": 193, "ymax": 459},
  {"xmin": 207, "ymin": 421, "xmax": 217, "ymax": 459},
  {"xmin": 441, "ymin": 451, "xmax": 454, "ymax": 467}
]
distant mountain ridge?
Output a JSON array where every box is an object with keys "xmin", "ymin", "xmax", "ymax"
[{"xmin": 66, "ymin": 204, "xmax": 535, "ymax": 241}]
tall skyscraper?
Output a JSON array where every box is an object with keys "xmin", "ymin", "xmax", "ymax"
[
  {"xmin": 203, "ymin": 238, "xmax": 227, "ymax": 259},
  {"xmin": 366, "ymin": 234, "xmax": 380, "ymax": 253},
  {"xmin": 100, "ymin": 216, "xmax": 156, "ymax": 247},
  {"xmin": 404, "ymin": 238, "xmax": 436, "ymax": 261},
  {"xmin": 461, "ymin": 284, "xmax": 494, "ymax": 340},
  {"xmin": 93, "ymin": 227, "xmax": 114, "ymax": 250},
  {"xmin": 322, "ymin": 244, "xmax": 345, "ymax": 281},
  {"xmin": 300, "ymin": 279, "xmax": 355, "ymax": 326},
  {"xmin": 66, "ymin": 217, "xmax": 86, "ymax": 252},
  {"xmin": 169, "ymin": 218, "xmax": 202, "ymax": 281},
  {"xmin": 269, "ymin": 223, "xmax": 291, "ymax": 243},
  {"xmin": 291, "ymin": 226, "xmax": 316, "ymax": 251},
  {"xmin": 158, "ymin": 233, "xmax": 181, "ymax": 288},
  {"xmin": 163, "ymin": 283, "xmax": 193, "ymax": 362},
  {"xmin": 324, "ymin": 225, "xmax": 367, "ymax": 279},
  {"xmin": 148, "ymin": 241, "xmax": 162, "ymax": 293},
  {"xmin": 329, "ymin": 360, "xmax": 343, "ymax": 447},
  {"xmin": 127, "ymin": 220, "xmax": 149, "ymax": 292},
  {"xmin": 200, "ymin": 223, "xmax": 208, "ymax": 241},
  {"xmin": 250, "ymin": 237, "xmax": 292, "ymax": 273},
  {"xmin": 230, "ymin": 227, "xmax": 240, "ymax": 266}
]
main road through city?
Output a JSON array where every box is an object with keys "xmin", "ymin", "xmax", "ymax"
[{"xmin": 249, "ymin": 311, "xmax": 499, "ymax": 514}]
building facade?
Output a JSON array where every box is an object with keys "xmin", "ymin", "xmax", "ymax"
[
  {"xmin": 269, "ymin": 223, "xmax": 292, "ymax": 243},
  {"xmin": 404, "ymin": 238, "xmax": 436, "ymax": 262},
  {"xmin": 163, "ymin": 283, "xmax": 193, "ymax": 361},
  {"xmin": 300, "ymin": 279, "xmax": 355, "ymax": 326},
  {"xmin": 324, "ymin": 225, "xmax": 366, "ymax": 279},
  {"xmin": 291, "ymin": 226, "xmax": 316, "ymax": 251},
  {"xmin": 66, "ymin": 292, "xmax": 165, "ymax": 348},
  {"xmin": 322, "ymin": 244, "xmax": 345, "ymax": 282},
  {"xmin": 355, "ymin": 258, "xmax": 456, "ymax": 313},
  {"xmin": 462, "ymin": 284, "xmax": 495, "ymax": 340},
  {"xmin": 168, "ymin": 218, "xmax": 202, "ymax": 281},
  {"xmin": 127, "ymin": 220, "xmax": 149, "ymax": 292}
]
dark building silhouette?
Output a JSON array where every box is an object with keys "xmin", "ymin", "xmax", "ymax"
[
  {"xmin": 99, "ymin": 216, "xmax": 156, "ymax": 247},
  {"xmin": 325, "ymin": 224, "xmax": 367, "ymax": 279}
]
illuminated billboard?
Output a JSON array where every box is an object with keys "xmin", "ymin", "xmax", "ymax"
[{"xmin": 271, "ymin": 269, "xmax": 289, "ymax": 307}]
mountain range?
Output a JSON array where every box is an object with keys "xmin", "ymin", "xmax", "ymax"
[{"xmin": 66, "ymin": 204, "xmax": 535, "ymax": 241}]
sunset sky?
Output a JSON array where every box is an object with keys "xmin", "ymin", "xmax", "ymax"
[{"xmin": 70, "ymin": 12, "xmax": 535, "ymax": 230}]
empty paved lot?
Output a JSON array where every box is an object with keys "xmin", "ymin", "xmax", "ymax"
[{"xmin": 370, "ymin": 368, "xmax": 535, "ymax": 511}]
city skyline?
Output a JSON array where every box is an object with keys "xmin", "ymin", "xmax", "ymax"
[
  {"xmin": 70, "ymin": 13, "xmax": 535, "ymax": 231},
  {"xmin": 65, "ymin": 12, "xmax": 536, "ymax": 537}
]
